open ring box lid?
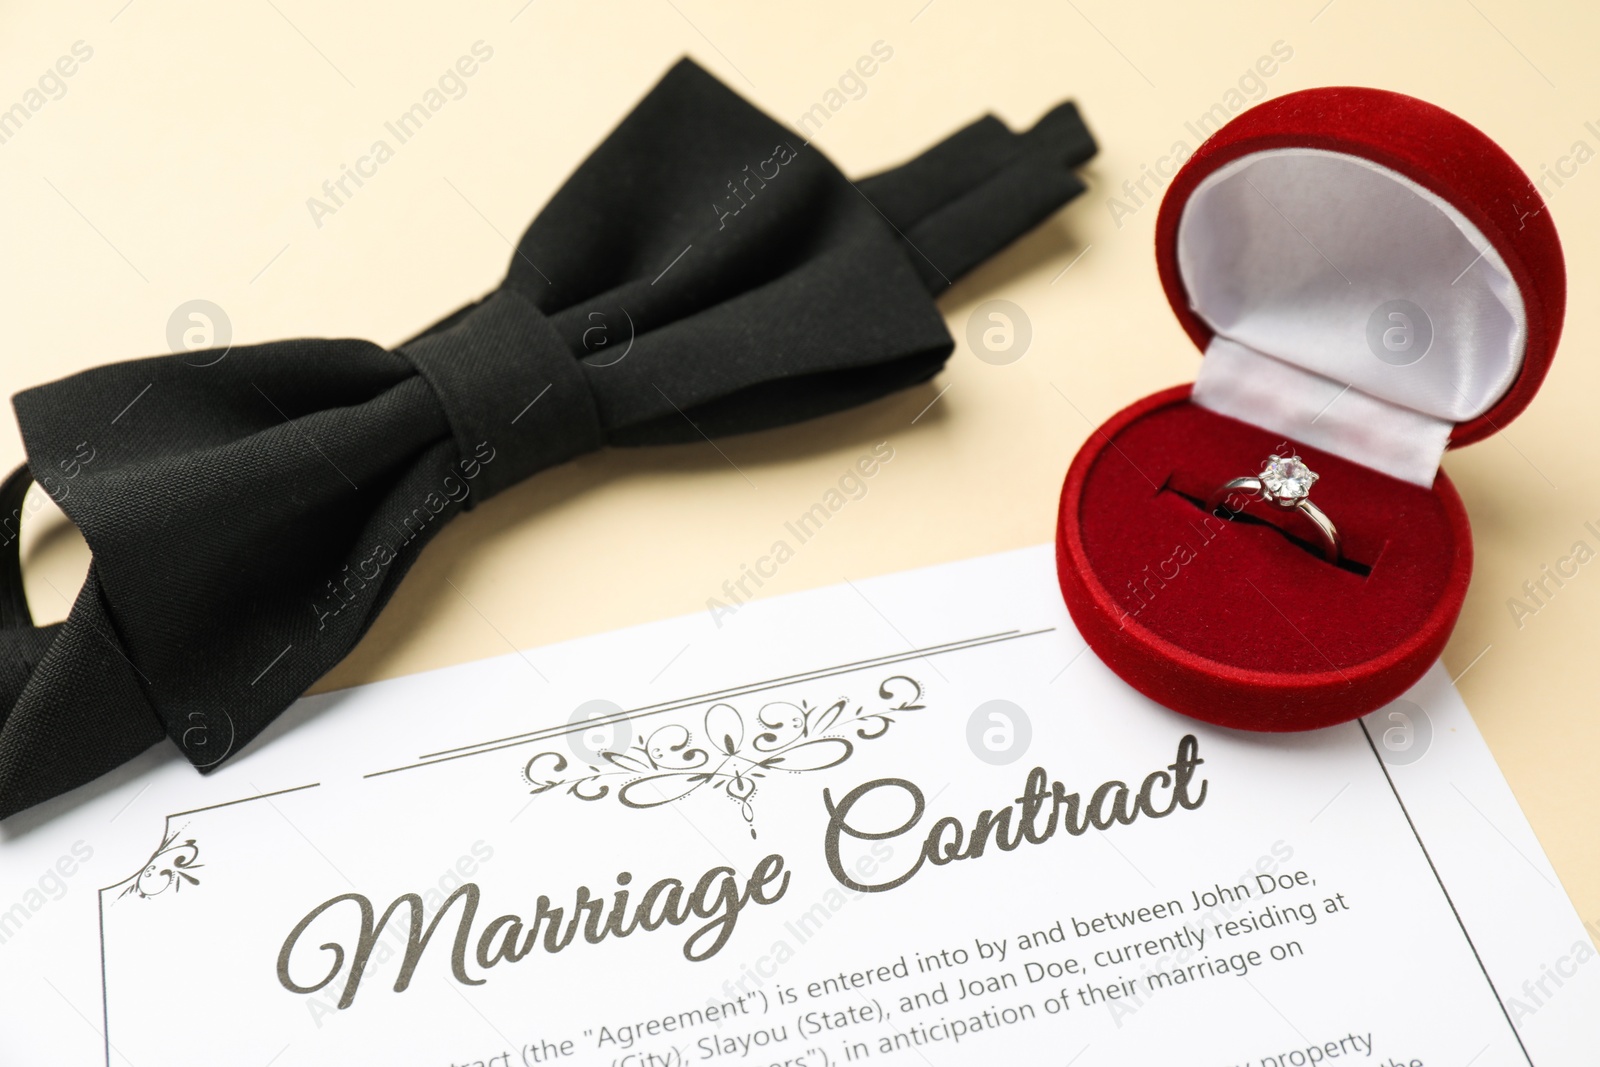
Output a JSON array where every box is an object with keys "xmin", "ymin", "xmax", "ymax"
[{"xmin": 1055, "ymin": 87, "xmax": 1565, "ymax": 731}]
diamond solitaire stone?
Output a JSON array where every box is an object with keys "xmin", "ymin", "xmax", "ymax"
[
  {"xmin": 1205, "ymin": 453, "xmax": 1341, "ymax": 561},
  {"xmin": 1259, "ymin": 454, "xmax": 1318, "ymax": 504}
]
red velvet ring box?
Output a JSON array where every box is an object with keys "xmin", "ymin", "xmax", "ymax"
[{"xmin": 1055, "ymin": 87, "xmax": 1565, "ymax": 731}]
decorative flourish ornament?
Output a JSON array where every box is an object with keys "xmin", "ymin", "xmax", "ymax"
[
  {"xmin": 523, "ymin": 675, "xmax": 926, "ymax": 838},
  {"xmin": 118, "ymin": 825, "xmax": 203, "ymax": 900}
]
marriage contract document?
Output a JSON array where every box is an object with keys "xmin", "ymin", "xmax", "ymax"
[{"xmin": 1, "ymin": 546, "xmax": 1594, "ymax": 1065}]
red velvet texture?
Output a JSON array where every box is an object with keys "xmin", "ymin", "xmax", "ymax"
[
  {"xmin": 1056, "ymin": 387, "xmax": 1472, "ymax": 732},
  {"xmin": 1153, "ymin": 86, "xmax": 1565, "ymax": 447}
]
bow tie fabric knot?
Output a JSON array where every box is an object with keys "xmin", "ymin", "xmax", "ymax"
[
  {"xmin": 0, "ymin": 57, "xmax": 1095, "ymax": 819},
  {"xmin": 399, "ymin": 288, "xmax": 603, "ymax": 499}
]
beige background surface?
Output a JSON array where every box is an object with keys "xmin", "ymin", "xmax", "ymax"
[{"xmin": 0, "ymin": 2, "xmax": 1594, "ymax": 929}]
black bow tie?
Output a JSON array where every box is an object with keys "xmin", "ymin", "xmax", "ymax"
[{"xmin": 0, "ymin": 58, "xmax": 1094, "ymax": 819}]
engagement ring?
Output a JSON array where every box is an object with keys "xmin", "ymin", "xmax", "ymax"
[{"xmin": 1205, "ymin": 454, "xmax": 1341, "ymax": 563}]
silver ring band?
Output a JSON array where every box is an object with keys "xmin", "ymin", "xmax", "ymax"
[{"xmin": 1206, "ymin": 455, "xmax": 1342, "ymax": 564}]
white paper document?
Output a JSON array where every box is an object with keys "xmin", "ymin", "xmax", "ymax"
[{"xmin": 1, "ymin": 545, "xmax": 1595, "ymax": 1065}]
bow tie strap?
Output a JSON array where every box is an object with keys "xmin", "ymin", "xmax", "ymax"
[
  {"xmin": 857, "ymin": 100, "xmax": 1097, "ymax": 292},
  {"xmin": 0, "ymin": 57, "xmax": 1096, "ymax": 819}
]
